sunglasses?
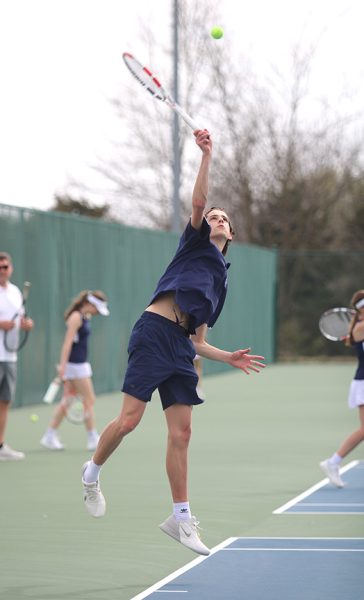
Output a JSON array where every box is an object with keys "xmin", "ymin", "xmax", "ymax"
[{"xmin": 0, "ymin": 265, "xmax": 9, "ymax": 270}]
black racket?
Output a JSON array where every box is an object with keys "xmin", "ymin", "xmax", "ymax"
[
  {"xmin": 319, "ymin": 307, "xmax": 356, "ymax": 342},
  {"xmin": 4, "ymin": 281, "xmax": 31, "ymax": 351}
]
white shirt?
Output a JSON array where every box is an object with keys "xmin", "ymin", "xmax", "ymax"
[{"xmin": 0, "ymin": 282, "xmax": 23, "ymax": 362}]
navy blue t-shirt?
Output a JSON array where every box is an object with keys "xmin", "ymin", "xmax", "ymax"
[
  {"xmin": 149, "ymin": 218, "xmax": 230, "ymax": 334},
  {"xmin": 68, "ymin": 315, "xmax": 91, "ymax": 363},
  {"xmin": 354, "ymin": 340, "xmax": 364, "ymax": 380}
]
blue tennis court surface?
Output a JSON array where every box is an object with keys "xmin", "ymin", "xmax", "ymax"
[
  {"xmin": 130, "ymin": 537, "xmax": 364, "ymax": 600},
  {"xmin": 274, "ymin": 459, "xmax": 364, "ymax": 514}
]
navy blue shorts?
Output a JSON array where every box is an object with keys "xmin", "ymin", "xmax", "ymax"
[{"xmin": 122, "ymin": 312, "xmax": 203, "ymax": 410}]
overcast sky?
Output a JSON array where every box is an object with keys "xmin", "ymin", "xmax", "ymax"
[{"xmin": 0, "ymin": 0, "xmax": 363, "ymax": 212}]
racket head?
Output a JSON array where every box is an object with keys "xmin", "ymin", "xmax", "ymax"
[
  {"xmin": 122, "ymin": 52, "xmax": 168, "ymax": 102},
  {"xmin": 3, "ymin": 319, "xmax": 28, "ymax": 352},
  {"xmin": 319, "ymin": 307, "xmax": 356, "ymax": 341},
  {"xmin": 4, "ymin": 281, "xmax": 32, "ymax": 351},
  {"xmin": 64, "ymin": 394, "xmax": 85, "ymax": 425}
]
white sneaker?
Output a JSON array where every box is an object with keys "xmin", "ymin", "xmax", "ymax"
[
  {"xmin": 40, "ymin": 432, "xmax": 64, "ymax": 450},
  {"xmin": 0, "ymin": 443, "xmax": 25, "ymax": 461},
  {"xmin": 320, "ymin": 459, "xmax": 344, "ymax": 488},
  {"xmin": 159, "ymin": 514, "xmax": 210, "ymax": 556},
  {"xmin": 82, "ymin": 461, "xmax": 106, "ymax": 518},
  {"xmin": 87, "ymin": 433, "xmax": 100, "ymax": 451}
]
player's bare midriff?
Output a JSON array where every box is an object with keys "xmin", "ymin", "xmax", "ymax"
[{"xmin": 145, "ymin": 291, "xmax": 189, "ymax": 331}]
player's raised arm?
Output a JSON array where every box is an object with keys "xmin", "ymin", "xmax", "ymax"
[{"xmin": 191, "ymin": 130, "xmax": 212, "ymax": 230}]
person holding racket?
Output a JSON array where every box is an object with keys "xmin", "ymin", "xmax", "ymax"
[
  {"xmin": 320, "ymin": 289, "xmax": 364, "ymax": 487},
  {"xmin": 0, "ymin": 251, "xmax": 33, "ymax": 461},
  {"xmin": 40, "ymin": 290, "xmax": 109, "ymax": 451},
  {"xmin": 81, "ymin": 130, "xmax": 265, "ymax": 556}
]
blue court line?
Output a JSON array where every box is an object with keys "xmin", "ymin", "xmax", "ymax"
[
  {"xmin": 129, "ymin": 537, "xmax": 364, "ymax": 600},
  {"xmin": 273, "ymin": 459, "xmax": 364, "ymax": 514}
]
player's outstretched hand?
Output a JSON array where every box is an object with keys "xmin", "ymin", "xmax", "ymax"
[
  {"xmin": 194, "ymin": 129, "xmax": 212, "ymax": 155},
  {"xmin": 228, "ymin": 348, "xmax": 265, "ymax": 375}
]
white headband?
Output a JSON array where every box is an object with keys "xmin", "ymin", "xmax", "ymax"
[
  {"xmin": 355, "ymin": 298, "xmax": 364, "ymax": 310},
  {"xmin": 87, "ymin": 293, "xmax": 109, "ymax": 316}
]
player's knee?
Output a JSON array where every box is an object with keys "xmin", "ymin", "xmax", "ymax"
[
  {"xmin": 117, "ymin": 414, "xmax": 140, "ymax": 436},
  {"xmin": 169, "ymin": 425, "xmax": 191, "ymax": 448}
]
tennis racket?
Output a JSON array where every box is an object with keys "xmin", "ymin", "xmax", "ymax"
[
  {"xmin": 64, "ymin": 392, "xmax": 86, "ymax": 425},
  {"xmin": 122, "ymin": 52, "xmax": 200, "ymax": 130},
  {"xmin": 43, "ymin": 377, "xmax": 61, "ymax": 404},
  {"xmin": 4, "ymin": 281, "xmax": 31, "ymax": 351},
  {"xmin": 319, "ymin": 307, "xmax": 356, "ymax": 342}
]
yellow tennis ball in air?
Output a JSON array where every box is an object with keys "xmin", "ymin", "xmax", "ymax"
[
  {"xmin": 211, "ymin": 26, "xmax": 224, "ymax": 39},
  {"xmin": 30, "ymin": 414, "xmax": 39, "ymax": 423}
]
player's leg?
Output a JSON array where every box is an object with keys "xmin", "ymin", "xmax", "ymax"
[
  {"xmin": 82, "ymin": 393, "xmax": 147, "ymax": 517},
  {"xmin": 0, "ymin": 399, "xmax": 9, "ymax": 444},
  {"xmin": 336, "ymin": 404, "xmax": 364, "ymax": 457},
  {"xmin": 94, "ymin": 393, "xmax": 146, "ymax": 464},
  {"xmin": 70, "ymin": 376, "xmax": 99, "ymax": 450},
  {"xmin": 164, "ymin": 403, "xmax": 192, "ymax": 502},
  {"xmin": 160, "ymin": 402, "xmax": 210, "ymax": 556},
  {"xmin": 320, "ymin": 404, "xmax": 364, "ymax": 487},
  {"xmin": 40, "ymin": 381, "xmax": 71, "ymax": 451},
  {"xmin": 0, "ymin": 364, "xmax": 25, "ymax": 461}
]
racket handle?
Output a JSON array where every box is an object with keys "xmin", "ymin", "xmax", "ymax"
[
  {"xmin": 43, "ymin": 378, "xmax": 61, "ymax": 404},
  {"xmin": 172, "ymin": 103, "xmax": 201, "ymax": 131}
]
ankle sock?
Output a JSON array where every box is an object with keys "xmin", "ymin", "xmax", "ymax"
[
  {"xmin": 173, "ymin": 502, "xmax": 191, "ymax": 521},
  {"xmin": 328, "ymin": 452, "xmax": 342, "ymax": 466},
  {"xmin": 83, "ymin": 459, "xmax": 101, "ymax": 483}
]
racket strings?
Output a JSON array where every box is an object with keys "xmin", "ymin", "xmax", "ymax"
[
  {"xmin": 4, "ymin": 327, "xmax": 28, "ymax": 352},
  {"xmin": 123, "ymin": 54, "xmax": 165, "ymax": 101},
  {"xmin": 319, "ymin": 310, "xmax": 354, "ymax": 340}
]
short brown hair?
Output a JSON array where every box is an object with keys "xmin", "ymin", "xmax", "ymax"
[{"xmin": 205, "ymin": 207, "xmax": 235, "ymax": 256}]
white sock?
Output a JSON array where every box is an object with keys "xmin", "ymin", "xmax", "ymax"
[
  {"xmin": 87, "ymin": 429, "xmax": 98, "ymax": 439},
  {"xmin": 328, "ymin": 452, "xmax": 342, "ymax": 466},
  {"xmin": 173, "ymin": 502, "xmax": 191, "ymax": 521},
  {"xmin": 83, "ymin": 459, "xmax": 101, "ymax": 483},
  {"xmin": 47, "ymin": 427, "xmax": 58, "ymax": 437}
]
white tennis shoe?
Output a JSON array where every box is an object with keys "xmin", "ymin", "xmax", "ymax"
[
  {"xmin": 320, "ymin": 459, "xmax": 344, "ymax": 488},
  {"xmin": 40, "ymin": 433, "xmax": 64, "ymax": 450},
  {"xmin": 159, "ymin": 514, "xmax": 210, "ymax": 556},
  {"xmin": 0, "ymin": 443, "xmax": 25, "ymax": 461},
  {"xmin": 82, "ymin": 462, "xmax": 106, "ymax": 518}
]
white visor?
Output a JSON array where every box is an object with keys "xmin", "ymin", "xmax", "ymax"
[
  {"xmin": 87, "ymin": 293, "xmax": 109, "ymax": 316},
  {"xmin": 355, "ymin": 297, "xmax": 364, "ymax": 310}
]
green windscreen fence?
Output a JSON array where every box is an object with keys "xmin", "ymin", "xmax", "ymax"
[{"xmin": 0, "ymin": 204, "xmax": 277, "ymax": 407}]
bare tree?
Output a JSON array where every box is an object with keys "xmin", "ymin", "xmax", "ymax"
[{"xmin": 63, "ymin": 0, "xmax": 364, "ymax": 357}]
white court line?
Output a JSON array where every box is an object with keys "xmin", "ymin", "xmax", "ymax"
[
  {"xmin": 273, "ymin": 460, "xmax": 359, "ymax": 514},
  {"xmin": 223, "ymin": 547, "xmax": 364, "ymax": 552},
  {"xmin": 129, "ymin": 537, "xmax": 237, "ymax": 600},
  {"xmin": 297, "ymin": 503, "xmax": 364, "ymax": 507},
  {"xmin": 130, "ymin": 537, "xmax": 364, "ymax": 598}
]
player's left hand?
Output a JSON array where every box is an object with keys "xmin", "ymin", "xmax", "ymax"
[{"xmin": 228, "ymin": 348, "xmax": 265, "ymax": 375}]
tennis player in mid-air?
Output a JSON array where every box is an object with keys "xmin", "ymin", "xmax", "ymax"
[{"xmin": 82, "ymin": 129, "xmax": 265, "ymax": 555}]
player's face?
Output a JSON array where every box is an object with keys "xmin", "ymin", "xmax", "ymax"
[
  {"xmin": 206, "ymin": 210, "xmax": 233, "ymax": 241},
  {"xmin": 0, "ymin": 259, "xmax": 12, "ymax": 286}
]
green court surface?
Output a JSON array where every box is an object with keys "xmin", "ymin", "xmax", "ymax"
[{"xmin": 1, "ymin": 362, "xmax": 363, "ymax": 600}]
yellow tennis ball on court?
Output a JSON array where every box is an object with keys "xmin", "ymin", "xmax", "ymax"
[
  {"xmin": 211, "ymin": 26, "xmax": 224, "ymax": 39},
  {"xmin": 30, "ymin": 414, "xmax": 39, "ymax": 423}
]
